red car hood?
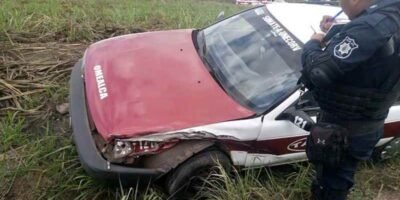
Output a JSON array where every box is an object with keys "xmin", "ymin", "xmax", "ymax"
[{"xmin": 84, "ymin": 29, "xmax": 255, "ymax": 141}]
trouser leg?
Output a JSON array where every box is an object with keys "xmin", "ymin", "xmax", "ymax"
[
  {"xmin": 310, "ymin": 128, "xmax": 383, "ymax": 200},
  {"xmin": 311, "ymin": 158, "xmax": 355, "ymax": 200},
  {"xmin": 318, "ymin": 156, "xmax": 356, "ymax": 200},
  {"xmin": 321, "ymin": 188, "xmax": 349, "ymax": 200},
  {"xmin": 311, "ymin": 179, "xmax": 323, "ymax": 200}
]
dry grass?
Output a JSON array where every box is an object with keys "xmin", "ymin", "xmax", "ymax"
[{"xmin": 0, "ymin": 42, "xmax": 85, "ymax": 110}]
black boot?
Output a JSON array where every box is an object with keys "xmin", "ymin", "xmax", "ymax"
[
  {"xmin": 322, "ymin": 188, "xmax": 349, "ymax": 200},
  {"xmin": 311, "ymin": 180, "xmax": 323, "ymax": 200}
]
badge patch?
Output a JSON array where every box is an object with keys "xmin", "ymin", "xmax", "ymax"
[{"xmin": 334, "ymin": 36, "xmax": 359, "ymax": 59}]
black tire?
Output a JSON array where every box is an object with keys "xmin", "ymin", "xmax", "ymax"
[{"xmin": 165, "ymin": 150, "xmax": 231, "ymax": 199}]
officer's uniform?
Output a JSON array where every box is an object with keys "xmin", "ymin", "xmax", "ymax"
[{"xmin": 301, "ymin": 0, "xmax": 400, "ymax": 199}]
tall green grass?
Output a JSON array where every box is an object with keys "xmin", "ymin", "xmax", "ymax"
[
  {"xmin": 0, "ymin": 113, "xmax": 25, "ymax": 153},
  {"xmin": 0, "ymin": 0, "xmax": 242, "ymax": 41},
  {"xmin": 200, "ymin": 165, "xmax": 312, "ymax": 200},
  {"xmin": 1, "ymin": 110, "xmax": 399, "ymax": 199},
  {"xmin": 0, "ymin": 113, "xmax": 165, "ymax": 200}
]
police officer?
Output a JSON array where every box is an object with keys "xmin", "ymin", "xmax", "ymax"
[{"xmin": 301, "ymin": 0, "xmax": 400, "ymax": 199}]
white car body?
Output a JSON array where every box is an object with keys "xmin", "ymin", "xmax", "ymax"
[{"xmin": 119, "ymin": 3, "xmax": 399, "ymax": 167}]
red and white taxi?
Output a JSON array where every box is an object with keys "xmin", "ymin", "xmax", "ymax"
[{"xmin": 69, "ymin": 3, "xmax": 400, "ymax": 196}]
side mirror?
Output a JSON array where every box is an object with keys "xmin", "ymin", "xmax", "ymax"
[
  {"xmin": 216, "ymin": 11, "xmax": 225, "ymax": 22},
  {"xmin": 277, "ymin": 107, "xmax": 315, "ymax": 131}
]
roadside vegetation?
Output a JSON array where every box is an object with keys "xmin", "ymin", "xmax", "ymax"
[{"xmin": 1, "ymin": 0, "xmax": 399, "ymax": 199}]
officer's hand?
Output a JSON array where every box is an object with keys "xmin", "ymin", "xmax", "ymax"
[
  {"xmin": 310, "ymin": 33, "xmax": 326, "ymax": 43},
  {"xmin": 320, "ymin": 15, "xmax": 335, "ymax": 33}
]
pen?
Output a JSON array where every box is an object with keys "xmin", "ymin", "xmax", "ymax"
[
  {"xmin": 330, "ymin": 10, "xmax": 343, "ymax": 22},
  {"xmin": 310, "ymin": 26, "xmax": 317, "ymax": 34}
]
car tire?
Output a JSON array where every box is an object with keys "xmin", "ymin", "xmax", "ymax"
[
  {"xmin": 165, "ymin": 150, "xmax": 231, "ymax": 199},
  {"xmin": 372, "ymin": 137, "xmax": 400, "ymax": 161}
]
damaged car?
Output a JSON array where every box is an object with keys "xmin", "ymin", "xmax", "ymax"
[{"xmin": 69, "ymin": 3, "xmax": 400, "ymax": 196}]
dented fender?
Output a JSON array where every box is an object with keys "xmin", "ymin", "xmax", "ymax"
[{"xmin": 142, "ymin": 140, "xmax": 215, "ymax": 173}]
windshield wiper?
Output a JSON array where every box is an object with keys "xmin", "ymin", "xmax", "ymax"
[
  {"xmin": 197, "ymin": 31, "xmax": 208, "ymax": 59},
  {"xmin": 197, "ymin": 31, "xmax": 214, "ymax": 73},
  {"xmin": 196, "ymin": 32, "xmax": 229, "ymax": 92}
]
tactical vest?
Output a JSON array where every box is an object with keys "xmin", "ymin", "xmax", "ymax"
[{"xmin": 313, "ymin": 6, "xmax": 400, "ymax": 120}]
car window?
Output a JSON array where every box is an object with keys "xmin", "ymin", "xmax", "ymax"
[{"xmin": 199, "ymin": 7, "xmax": 303, "ymax": 113}]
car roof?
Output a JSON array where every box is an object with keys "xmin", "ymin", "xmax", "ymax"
[{"xmin": 267, "ymin": 3, "xmax": 348, "ymax": 44}]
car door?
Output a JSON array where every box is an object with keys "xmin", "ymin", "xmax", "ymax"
[
  {"xmin": 246, "ymin": 91, "xmax": 400, "ymax": 168},
  {"xmin": 239, "ymin": 90, "xmax": 318, "ymax": 167}
]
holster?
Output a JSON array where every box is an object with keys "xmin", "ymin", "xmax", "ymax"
[
  {"xmin": 306, "ymin": 122, "xmax": 349, "ymax": 167},
  {"xmin": 299, "ymin": 71, "xmax": 314, "ymax": 90}
]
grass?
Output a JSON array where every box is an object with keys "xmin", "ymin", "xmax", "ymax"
[
  {"xmin": 0, "ymin": 113, "xmax": 25, "ymax": 152},
  {"xmin": 0, "ymin": 0, "xmax": 241, "ymax": 42},
  {"xmin": 200, "ymin": 164, "xmax": 313, "ymax": 200},
  {"xmin": 1, "ymin": 0, "xmax": 400, "ymax": 199},
  {"xmin": 0, "ymin": 113, "xmax": 166, "ymax": 200},
  {"xmin": 1, "ymin": 115, "xmax": 398, "ymax": 200},
  {"xmin": 1, "ymin": 111, "xmax": 399, "ymax": 200},
  {"xmin": 197, "ymin": 157, "xmax": 400, "ymax": 200}
]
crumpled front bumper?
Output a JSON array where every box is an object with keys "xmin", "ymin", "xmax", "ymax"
[{"xmin": 69, "ymin": 60, "xmax": 163, "ymax": 183}]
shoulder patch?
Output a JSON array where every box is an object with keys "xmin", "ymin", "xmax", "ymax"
[{"xmin": 334, "ymin": 36, "xmax": 359, "ymax": 59}]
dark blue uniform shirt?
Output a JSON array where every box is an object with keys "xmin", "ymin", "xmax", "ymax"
[
  {"xmin": 303, "ymin": 0, "xmax": 400, "ymax": 90},
  {"xmin": 301, "ymin": 0, "xmax": 400, "ymax": 133}
]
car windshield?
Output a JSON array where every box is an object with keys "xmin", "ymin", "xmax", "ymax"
[{"xmin": 197, "ymin": 6, "xmax": 303, "ymax": 113}]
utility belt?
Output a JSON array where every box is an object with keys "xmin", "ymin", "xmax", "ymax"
[
  {"xmin": 306, "ymin": 122, "xmax": 349, "ymax": 167},
  {"xmin": 313, "ymin": 84, "xmax": 399, "ymax": 119},
  {"xmin": 318, "ymin": 111, "xmax": 385, "ymax": 136}
]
